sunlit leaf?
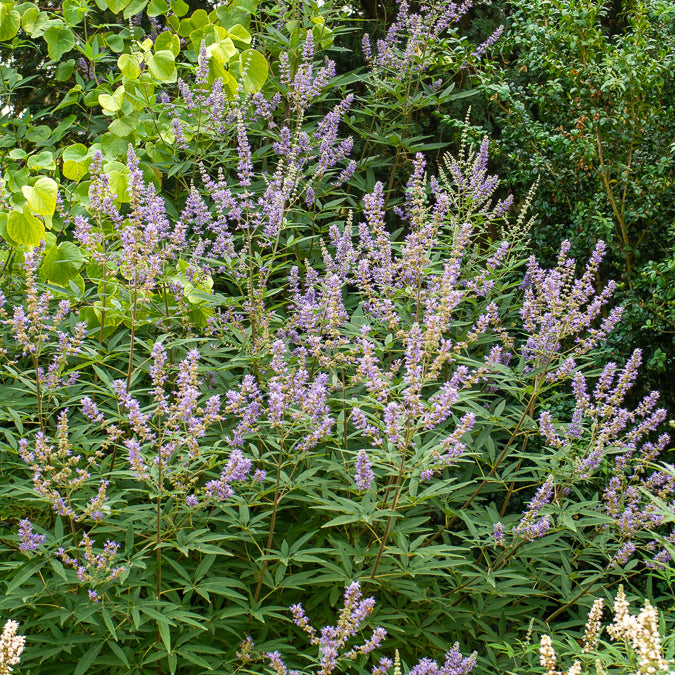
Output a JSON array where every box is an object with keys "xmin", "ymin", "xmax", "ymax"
[
  {"xmin": 144, "ymin": 49, "xmax": 176, "ymax": 82},
  {"xmin": 118, "ymin": 52, "xmax": 142, "ymax": 79},
  {"xmin": 98, "ymin": 85, "xmax": 125, "ymax": 112},
  {"xmin": 239, "ymin": 49, "xmax": 267, "ymax": 93},
  {"xmin": 106, "ymin": 0, "xmax": 131, "ymax": 13},
  {"xmin": 0, "ymin": 2, "xmax": 20, "ymax": 40},
  {"xmin": 7, "ymin": 206, "xmax": 45, "ymax": 246},
  {"xmin": 62, "ymin": 143, "xmax": 91, "ymax": 181},
  {"xmin": 22, "ymin": 176, "xmax": 58, "ymax": 215}
]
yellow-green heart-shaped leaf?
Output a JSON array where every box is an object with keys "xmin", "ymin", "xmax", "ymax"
[
  {"xmin": 171, "ymin": 0, "xmax": 188, "ymax": 16},
  {"xmin": 122, "ymin": 0, "xmax": 147, "ymax": 17},
  {"xmin": 239, "ymin": 49, "xmax": 267, "ymax": 93},
  {"xmin": 190, "ymin": 7, "xmax": 208, "ymax": 27},
  {"xmin": 144, "ymin": 49, "xmax": 176, "ymax": 81},
  {"xmin": 98, "ymin": 85, "xmax": 125, "ymax": 112},
  {"xmin": 225, "ymin": 23, "xmax": 250, "ymax": 48},
  {"xmin": 21, "ymin": 6, "xmax": 49, "ymax": 36},
  {"xmin": 207, "ymin": 37, "xmax": 236, "ymax": 65},
  {"xmin": 62, "ymin": 143, "xmax": 91, "ymax": 181},
  {"xmin": 22, "ymin": 176, "xmax": 58, "ymax": 215},
  {"xmin": 146, "ymin": 0, "xmax": 167, "ymax": 16},
  {"xmin": 117, "ymin": 52, "xmax": 142, "ymax": 79},
  {"xmin": 107, "ymin": 166, "xmax": 130, "ymax": 203},
  {"xmin": 27, "ymin": 150, "xmax": 56, "ymax": 171},
  {"xmin": 54, "ymin": 59, "xmax": 75, "ymax": 80},
  {"xmin": 154, "ymin": 30, "xmax": 179, "ymax": 56},
  {"xmin": 7, "ymin": 205, "xmax": 45, "ymax": 246},
  {"xmin": 0, "ymin": 2, "xmax": 20, "ymax": 40},
  {"xmin": 62, "ymin": 0, "xmax": 88, "ymax": 25},
  {"xmin": 106, "ymin": 0, "xmax": 130, "ymax": 13}
]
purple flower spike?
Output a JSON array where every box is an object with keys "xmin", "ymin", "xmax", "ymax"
[
  {"xmin": 355, "ymin": 450, "xmax": 375, "ymax": 491},
  {"xmin": 18, "ymin": 519, "xmax": 46, "ymax": 552}
]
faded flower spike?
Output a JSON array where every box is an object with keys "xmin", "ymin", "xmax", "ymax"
[
  {"xmin": 0, "ymin": 620, "xmax": 25, "ymax": 675},
  {"xmin": 582, "ymin": 598, "xmax": 604, "ymax": 653}
]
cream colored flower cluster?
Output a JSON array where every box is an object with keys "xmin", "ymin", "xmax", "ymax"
[
  {"xmin": 607, "ymin": 586, "xmax": 669, "ymax": 675},
  {"xmin": 539, "ymin": 586, "xmax": 671, "ymax": 675},
  {"xmin": 0, "ymin": 620, "xmax": 25, "ymax": 675}
]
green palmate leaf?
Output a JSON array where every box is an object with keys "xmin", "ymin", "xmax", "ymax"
[
  {"xmin": 0, "ymin": 2, "xmax": 20, "ymax": 40},
  {"xmin": 157, "ymin": 620, "xmax": 171, "ymax": 655},
  {"xmin": 22, "ymin": 177, "xmax": 58, "ymax": 215},
  {"xmin": 100, "ymin": 606, "xmax": 118, "ymax": 641},
  {"xmin": 7, "ymin": 205, "xmax": 45, "ymax": 246},
  {"xmin": 6, "ymin": 560, "xmax": 45, "ymax": 594},
  {"xmin": 120, "ymin": 76, "xmax": 153, "ymax": 110},
  {"xmin": 98, "ymin": 85, "xmax": 125, "ymax": 112},
  {"xmin": 43, "ymin": 23, "xmax": 75, "ymax": 59},
  {"xmin": 62, "ymin": 143, "xmax": 91, "ymax": 181},
  {"xmin": 53, "ymin": 113, "xmax": 76, "ymax": 140},
  {"xmin": 107, "ymin": 642, "xmax": 129, "ymax": 668},
  {"xmin": 144, "ymin": 49, "xmax": 176, "ymax": 81},
  {"xmin": 117, "ymin": 52, "xmax": 142, "ymax": 79},
  {"xmin": 74, "ymin": 643, "xmax": 102, "ymax": 675},
  {"xmin": 239, "ymin": 49, "xmax": 267, "ymax": 93},
  {"xmin": 41, "ymin": 241, "xmax": 85, "ymax": 285}
]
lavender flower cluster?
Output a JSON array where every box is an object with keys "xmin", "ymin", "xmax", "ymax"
[
  {"xmin": 18, "ymin": 409, "xmax": 108, "ymax": 522},
  {"xmin": 362, "ymin": 0, "xmax": 474, "ymax": 79},
  {"xmin": 257, "ymin": 582, "xmax": 475, "ymax": 675},
  {"xmin": 57, "ymin": 531, "xmax": 125, "ymax": 602},
  {"xmin": 4, "ymin": 246, "xmax": 86, "ymax": 394},
  {"xmin": 161, "ymin": 32, "xmax": 355, "ymax": 288},
  {"xmin": 75, "ymin": 147, "xmax": 187, "ymax": 296}
]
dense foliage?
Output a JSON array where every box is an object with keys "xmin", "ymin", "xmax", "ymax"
[
  {"xmin": 468, "ymin": 0, "xmax": 675, "ymax": 402},
  {"xmin": 0, "ymin": 0, "xmax": 673, "ymax": 674}
]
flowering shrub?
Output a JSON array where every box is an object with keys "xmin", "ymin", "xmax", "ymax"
[{"xmin": 0, "ymin": 0, "xmax": 672, "ymax": 673}]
